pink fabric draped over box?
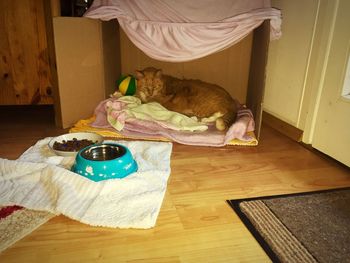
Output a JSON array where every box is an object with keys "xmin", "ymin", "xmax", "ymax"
[{"xmin": 84, "ymin": 0, "xmax": 281, "ymax": 62}]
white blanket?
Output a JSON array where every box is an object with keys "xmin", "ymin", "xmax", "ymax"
[
  {"xmin": 107, "ymin": 96, "xmax": 208, "ymax": 132},
  {"xmin": 0, "ymin": 138, "xmax": 172, "ymax": 229}
]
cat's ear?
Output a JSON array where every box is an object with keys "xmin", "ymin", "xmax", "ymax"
[
  {"xmin": 135, "ymin": 70, "xmax": 144, "ymax": 80},
  {"xmin": 155, "ymin": 69, "xmax": 162, "ymax": 78}
]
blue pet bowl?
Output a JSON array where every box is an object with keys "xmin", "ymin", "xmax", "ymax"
[{"xmin": 72, "ymin": 143, "xmax": 138, "ymax": 182}]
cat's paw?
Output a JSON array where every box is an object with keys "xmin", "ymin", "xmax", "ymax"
[
  {"xmin": 215, "ymin": 118, "xmax": 227, "ymax": 131},
  {"xmin": 202, "ymin": 112, "xmax": 223, "ymax": 123}
]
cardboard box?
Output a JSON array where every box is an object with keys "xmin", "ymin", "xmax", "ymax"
[
  {"xmin": 53, "ymin": 18, "xmax": 269, "ymax": 138},
  {"xmin": 52, "ymin": 17, "xmax": 120, "ymax": 128}
]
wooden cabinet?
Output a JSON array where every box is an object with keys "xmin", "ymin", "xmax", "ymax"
[{"xmin": 0, "ymin": 0, "xmax": 54, "ymax": 105}]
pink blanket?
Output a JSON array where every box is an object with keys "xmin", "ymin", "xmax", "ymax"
[
  {"xmin": 84, "ymin": 0, "xmax": 281, "ymax": 62},
  {"xmin": 91, "ymin": 98, "xmax": 255, "ymax": 147}
]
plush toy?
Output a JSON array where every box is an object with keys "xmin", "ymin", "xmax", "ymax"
[{"xmin": 116, "ymin": 75, "xmax": 137, "ymax": 96}]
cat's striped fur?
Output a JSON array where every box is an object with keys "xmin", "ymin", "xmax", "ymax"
[{"xmin": 135, "ymin": 67, "xmax": 237, "ymax": 131}]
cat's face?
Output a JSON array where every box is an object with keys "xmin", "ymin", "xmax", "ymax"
[{"xmin": 135, "ymin": 68, "xmax": 165, "ymax": 102}]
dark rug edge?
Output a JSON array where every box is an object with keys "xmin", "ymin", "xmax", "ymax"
[
  {"xmin": 226, "ymin": 187, "xmax": 350, "ymax": 263},
  {"xmin": 226, "ymin": 199, "xmax": 281, "ymax": 263}
]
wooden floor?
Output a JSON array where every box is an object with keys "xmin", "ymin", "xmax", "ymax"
[{"xmin": 0, "ymin": 106, "xmax": 349, "ymax": 263}]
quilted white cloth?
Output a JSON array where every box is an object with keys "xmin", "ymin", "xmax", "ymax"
[{"xmin": 0, "ymin": 138, "xmax": 172, "ymax": 229}]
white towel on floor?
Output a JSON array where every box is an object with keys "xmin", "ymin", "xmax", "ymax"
[{"xmin": 0, "ymin": 138, "xmax": 172, "ymax": 229}]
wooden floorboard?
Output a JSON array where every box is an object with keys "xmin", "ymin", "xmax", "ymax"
[{"xmin": 0, "ymin": 106, "xmax": 349, "ymax": 263}]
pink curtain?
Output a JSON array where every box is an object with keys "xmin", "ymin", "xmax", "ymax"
[{"xmin": 84, "ymin": 0, "xmax": 281, "ymax": 62}]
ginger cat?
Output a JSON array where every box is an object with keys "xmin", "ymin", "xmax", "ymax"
[{"xmin": 134, "ymin": 67, "xmax": 237, "ymax": 131}]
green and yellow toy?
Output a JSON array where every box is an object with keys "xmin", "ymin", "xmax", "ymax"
[{"xmin": 117, "ymin": 75, "xmax": 137, "ymax": 96}]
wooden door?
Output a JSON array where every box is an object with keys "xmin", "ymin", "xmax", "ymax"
[
  {"xmin": 312, "ymin": 0, "xmax": 350, "ymax": 167},
  {"xmin": 0, "ymin": 0, "xmax": 53, "ymax": 105}
]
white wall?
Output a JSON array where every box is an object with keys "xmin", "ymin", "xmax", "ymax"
[
  {"xmin": 264, "ymin": 0, "xmax": 320, "ymax": 128},
  {"xmin": 264, "ymin": 0, "xmax": 349, "ymax": 147}
]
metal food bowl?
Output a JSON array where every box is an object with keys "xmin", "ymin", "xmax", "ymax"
[{"xmin": 72, "ymin": 143, "xmax": 138, "ymax": 181}]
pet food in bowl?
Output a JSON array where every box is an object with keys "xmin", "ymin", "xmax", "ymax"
[
  {"xmin": 49, "ymin": 132, "xmax": 104, "ymax": 157},
  {"xmin": 72, "ymin": 143, "xmax": 138, "ymax": 181},
  {"xmin": 53, "ymin": 138, "xmax": 97, "ymax": 152}
]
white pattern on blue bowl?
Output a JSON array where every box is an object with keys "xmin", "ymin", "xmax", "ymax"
[{"xmin": 72, "ymin": 143, "xmax": 138, "ymax": 182}]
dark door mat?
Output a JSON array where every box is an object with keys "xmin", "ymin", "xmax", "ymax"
[{"xmin": 227, "ymin": 187, "xmax": 350, "ymax": 263}]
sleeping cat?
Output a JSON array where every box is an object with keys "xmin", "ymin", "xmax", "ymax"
[{"xmin": 134, "ymin": 67, "xmax": 237, "ymax": 131}]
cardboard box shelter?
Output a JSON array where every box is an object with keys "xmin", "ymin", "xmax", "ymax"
[{"xmin": 52, "ymin": 18, "xmax": 270, "ymax": 139}]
